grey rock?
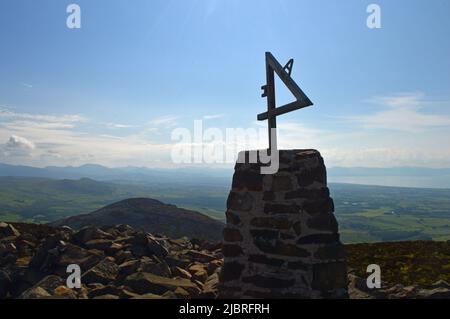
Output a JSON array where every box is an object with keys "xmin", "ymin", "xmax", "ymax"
[
  {"xmin": 0, "ymin": 270, "xmax": 12, "ymax": 298},
  {"xmin": 82, "ymin": 257, "xmax": 119, "ymax": 285},
  {"xmin": 0, "ymin": 222, "xmax": 20, "ymax": 238},
  {"xmin": 73, "ymin": 226, "xmax": 113, "ymax": 245},
  {"xmin": 124, "ymin": 272, "xmax": 198, "ymax": 295}
]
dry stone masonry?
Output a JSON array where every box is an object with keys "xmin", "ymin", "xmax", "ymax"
[{"xmin": 220, "ymin": 149, "xmax": 348, "ymax": 298}]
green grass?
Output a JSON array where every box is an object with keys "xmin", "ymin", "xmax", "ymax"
[{"xmin": 346, "ymin": 241, "xmax": 450, "ymax": 286}]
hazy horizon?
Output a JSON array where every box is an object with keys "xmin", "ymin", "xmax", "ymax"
[{"xmin": 2, "ymin": 161, "xmax": 450, "ymax": 189}]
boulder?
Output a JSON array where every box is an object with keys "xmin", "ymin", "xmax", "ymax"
[
  {"xmin": 147, "ymin": 236, "xmax": 169, "ymax": 258},
  {"xmin": 0, "ymin": 243, "xmax": 17, "ymax": 266},
  {"xmin": 29, "ymin": 235, "xmax": 63, "ymax": 271},
  {"xmin": 165, "ymin": 255, "xmax": 191, "ymax": 268},
  {"xmin": 19, "ymin": 275, "xmax": 65, "ymax": 299},
  {"xmin": 186, "ymin": 250, "xmax": 217, "ymax": 262},
  {"xmin": 19, "ymin": 286, "xmax": 51, "ymax": 299},
  {"xmin": 0, "ymin": 270, "xmax": 12, "ymax": 298},
  {"xmin": 192, "ymin": 269, "xmax": 208, "ymax": 283},
  {"xmin": 204, "ymin": 273, "xmax": 219, "ymax": 291},
  {"xmin": 54, "ymin": 285, "xmax": 78, "ymax": 299},
  {"xmin": 115, "ymin": 250, "xmax": 133, "ymax": 264},
  {"xmin": 85, "ymin": 239, "xmax": 114, "ymax": 251},
  {"xmin": 106, "ymin": 243, "xmax": 123, "ymax": 255},
  {"xmin": 114, "ymin": 224, "xmax": 135, "ymax": 235},
  {"xmin": 174, "ymin": 287, "xmax": 190, "ymax": 298},
  {"xmin": 0, "ymin": 223, "xmax": 20, "ymax": 238},
  {"xmin": 416, "ymin": 288, "xmax": 450, "ymax": 299},
  {"xmin": 171, "ymin": 266, "xmax": 192, "ymax": 280},
  {"xmin": 57, "ymin": 243, "xmax": 103, "ymax": 270},
  {"xmin": 118, "ymin": 288, "xmax": 140, "ymax": 299},
  {"xmin": 207, "ymin": 259, "xmax": 222, "ymax": 275},
  {"xmin": 162, "ymin": 290, "xmax": 177, "ymax": 299},
  {"xmin": 129, "ymin": 233, "xmax": 169, "ymax": 258},
  {"xmin": 93, "ymin": 294, "xmax": 120, "ymax": 299},
  {"xmin": 132, "ymin": 293, "xmax": 163, "ymax": 299},
  {"xmin": 72, "ymin": 226, "xmax": 113, "ymax": 245},
  {"xmin": 118, "ymin": 260, "xmax": 140, "ymax": 276},
  {"xmin": 82, "ymin": 258, "xmax": 119, "ymax": 285},
  {"xmin": 416, "ymin": 281, "xmax": 450, "ymax": 299},
  {"xmin": 88, "ymin": 285, "xmax": 122, "ymax": 299},
  {"xmin": 139, "ymin": 257, "xmax": 171, "ymax": 277},
  {"xmin": 124, "ymin": 272, "xmax": 198, "ymax": 295}
]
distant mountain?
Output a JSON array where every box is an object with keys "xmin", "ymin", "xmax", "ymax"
[
  {"xmin": 49, "ymin": 198, "xmax": 225, "ymax": 240},
  {"xmin": 2, "ymin": 162, "xmax": 450, "ymax": 188},
  {"xmin": 329, "ymin": 167, "xmax": 450, "ymax": 177},
  {"xmin": 0, "ymin": 162, "xmax": 230, "ymax": 186}
]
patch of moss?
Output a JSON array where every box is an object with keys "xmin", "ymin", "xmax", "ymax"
[{"xmin": 345, "ymin": 241, "xmax": 450, "ymax": 286}]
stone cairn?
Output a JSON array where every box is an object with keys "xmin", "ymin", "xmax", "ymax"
[{"xmin": 219, "ymin": 149, "xmax": 348, "ymax": 298}]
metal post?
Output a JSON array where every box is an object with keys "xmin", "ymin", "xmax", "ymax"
[{"xmin": 266, "ymin": 52, "xmax": 277, "ymax": 154}]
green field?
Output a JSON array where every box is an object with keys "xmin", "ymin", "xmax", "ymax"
[
  {"xmin": 0, "ymin": 176, "xmax": 449, "ymax": 243},
  {"xmin": 0, "ymin": 177, "xmax": 228, "ymax": 223},
  {"xmin": 331, "ymin": 183, "xmax": 450, "ymax": 243}
]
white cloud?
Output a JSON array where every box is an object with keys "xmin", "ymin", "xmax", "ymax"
[
  {"xmin": 0, "ymin": 108, "xmax": 86, "ymax": 124},
  {"xmin": 3, "ymin": 135, "xmax": 35, "ymax": 157},
  {"xmin": 203, "ymin": 113, "xmax": 225, "ymax": 120},
  {"xmin": 21, "ymin": 83, "xmax": 33, "ymax": 88},
  {"xmin": 6, "ymin": 135, "xmax": 35, "ymax": 149},
  {"xmin": 1, "ymin": 98, "xmax": 449, "ymax": 168},
  {"xmin": 0, "ymin": 109, "xmax": 176, "ymax": 167},
  {"xmin": 105, "ymin": 123, "xmax": 135, "ymax": 129},
  {"xmin": 149, "ymin": 115, "xmax": 179, "ymax": 127},
  {"xmin": 5, "ymin": 120, "xmax": 77, "ymax": 130},
  {"xmin": 278, "ymin": 121, "xmax": 324, "ymax": 149},
  {"xmin": 366, "ymin": 91, "xmax": 424, "ymax": 108},
  {"xmin": 99, "ymin": 134, "xmax": 124, "ymax": 140},
  {"xmin": 347, "ymin": 92, "xmax": 450, "ymax": 132}
]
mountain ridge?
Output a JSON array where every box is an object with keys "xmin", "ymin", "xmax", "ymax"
[{"xmin": 2, "ymin": 162, "xmax": 450, "ymax": 186}]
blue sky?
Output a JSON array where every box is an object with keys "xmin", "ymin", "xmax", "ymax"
[{"xmin": 0, "ymin": 0, "xmax": 449, "ymax": 168}]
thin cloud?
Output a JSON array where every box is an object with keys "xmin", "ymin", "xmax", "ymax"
[
  {"xmin": 21, "ymin": 83, "xmax": 33, "ymax": 88},
  {"xmin": 0, "ymin": 110, "xmax": 175, "ymax": 167},
  {"xmin": 4, "ymin": 120, "xmax": 77, "ymax": 130},
  {"xmin": 149, "ymin": 115, "xmax": 179, "ymax": 127},
  {"xmin": 99, "ymin": 134, "xmax": 124, "ymax": 140},
  {"xmin": 0, "ymin": 108, "xmax": 86, "ymax": 124},
  {"xmin": 346, "ymin": 92, "xmax": 450, "ymax": 132},
  {"xmin": 365, "ymin": 92, "xmax": 424, "ymax": 109},
  {"xmin": 105, "ymin": 122, "xmax": 136, "ymax": 129},
  {"xmin": 203, "ymin": 113, "xmax": 225, "ymax": 120}
]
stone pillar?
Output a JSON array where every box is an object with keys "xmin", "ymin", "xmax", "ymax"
[{"xmin": 219, "ymin": 150, "xmax": 348, "ymax": 298}]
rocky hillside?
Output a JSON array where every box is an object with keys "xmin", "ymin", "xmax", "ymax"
[
  {"xmin": 1, "ymin": 222, "xmax": 449, "ymax": 299},
  {"xmin": 0, "ymin": 222, "xmax": 222, "ymax": 299},
  {"xmin": 49, "ymin": 198, "xmax": 224, "ymax": 241}
]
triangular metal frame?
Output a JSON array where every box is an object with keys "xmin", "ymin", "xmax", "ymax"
[
  {"xmin": 258, "ymin": 52, "xmax": 313, "ymax": 121},
  {"xmin": 258, "ymin": 52, "xmax": 313, "ymax": 150}
]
